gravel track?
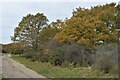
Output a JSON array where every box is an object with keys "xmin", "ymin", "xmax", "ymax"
[{"xmin": 2, "ymin": 56, "xmax": 46, "ymax": 78}]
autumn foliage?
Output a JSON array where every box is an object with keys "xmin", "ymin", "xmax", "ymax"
[{"xmin": 3, "ymin": 2, "xmax": 119, "ymax": 74}]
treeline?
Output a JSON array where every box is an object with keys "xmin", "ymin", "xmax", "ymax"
[{"xmin": 3, "ymin": 3, "xmax": 119, "ymax": 74}]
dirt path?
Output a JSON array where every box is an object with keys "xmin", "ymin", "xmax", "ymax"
[{"xmin": 2, "ymin": 56, "xmax": 46, "ymax": 78}]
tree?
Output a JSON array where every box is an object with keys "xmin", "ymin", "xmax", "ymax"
[
  {"xmin": 55, "ymin": 3, "xmax": 118, "ymax": 47},
  {"xmin": 12, "ymin": 13, "xmax": 49, "ymax": 53},
  {"xmin": 115, "ymin": 3, "xmax": 120, "ymax": 29},
  {"xmin": 40, "ymin": 27, "xmax": 59, "ymax": 45},
  {"xmin": 2, "ymin": 43, "xmax": 22, "ymax": 54},
  {"xmin": 115, "ymin": 2, "xmax": 120, "ymax": 41},
  {"xmin": 50, "ymin": 19, "xmax": 64, "ymax": 28}
]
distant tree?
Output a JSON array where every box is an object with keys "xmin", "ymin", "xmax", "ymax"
[{"xmin": 2, "ymin": 43, "xmax": 21, "ymax": 54}]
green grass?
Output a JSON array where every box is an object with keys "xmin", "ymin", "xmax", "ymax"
[{"xmin": 12, "ymin": 55, "xmax": 118, "ymax": 78}]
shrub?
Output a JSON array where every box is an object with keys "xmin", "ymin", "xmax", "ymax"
[
  {"xmin": 44, "ymin": 40, "xmax": 96, "ymax": 67},
  {"xmin": 24, "ymin": 52, "xmax": 33, "ymax": 59},
  {"xmin": 63, "ymin": 42, "xmax": 96, "ymax": 66},
  {"xmin": 21, "ymin": 45, "xmax": 44, "ymax": 62},
  {"xmin": 93, "ymin": 43, "xmax": 118, "ymax": 74}
]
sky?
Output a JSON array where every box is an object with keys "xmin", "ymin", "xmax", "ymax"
[{"xmin": 0, "ymin": 0, "xmax": 120, "ymax": 44}]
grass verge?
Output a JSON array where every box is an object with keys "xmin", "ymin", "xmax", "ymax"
[{"xmin": 12, "ymin": 55, "xmax": 118, "ymax": 78}]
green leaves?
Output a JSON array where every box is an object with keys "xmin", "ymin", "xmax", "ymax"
[{"xmin": 12, "ymin": 13, "xmax": 49, "ymax": 52}]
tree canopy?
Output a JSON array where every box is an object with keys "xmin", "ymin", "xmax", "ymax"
[
  {"xmin": 12, "ymin": 13, "xmax": 49, "ymax": 52},
  {"xmin": 55, "ymin": 3, "xmax": 119, "ymax": 46}
]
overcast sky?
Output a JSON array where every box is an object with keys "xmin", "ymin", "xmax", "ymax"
[{"xmin": 0, "ymin": 0, "xmax": 119, "ymax": 44}]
